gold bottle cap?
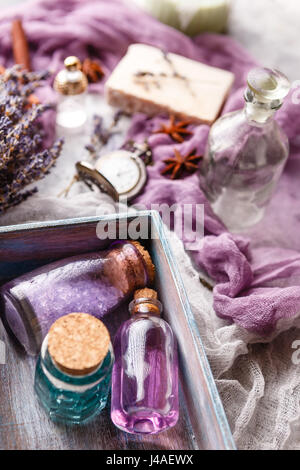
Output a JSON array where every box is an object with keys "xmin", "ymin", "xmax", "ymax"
[
  {"xmin": 54, "ymin": 56, "xmax": 88, "ymax": 95},
  {"xmin": 64, "ymin": 56, "xmax": 81, "ymax": 71},
  {"xmin": 129, "ymin": 241, "xmax": 155, "ymax": 285},
  {"xmin": 48, "ymin": 313, "xmax": 111, "ymax": 376}
]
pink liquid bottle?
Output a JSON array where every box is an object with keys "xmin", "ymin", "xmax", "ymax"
[{"xmin": 111, "ymin": 288, "xmax": 179, "ymax": 434}]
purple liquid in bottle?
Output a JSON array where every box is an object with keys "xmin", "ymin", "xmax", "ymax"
[
  {"xmin": 111, "ymin": 289, "xmax": 179, "ymax": 434},
  {"xmin": 0, "ymin": 241, "xmax": 154, "ymax": 355}
]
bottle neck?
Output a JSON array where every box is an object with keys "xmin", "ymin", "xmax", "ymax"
[
  {"xmin": 104, "ymin": 242, "xmax": 149, "ymax": 295},
  {"xmin": 129, "ymin": 298, "xmax": 162, "ymax": 317},
  {"xmin": 243, "ymin": 87, "xmax": 282, "ymax": 126}
]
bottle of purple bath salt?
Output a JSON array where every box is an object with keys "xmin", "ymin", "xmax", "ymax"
[
  {"xmin": 0, "ymin": 241, "xmax": 155, "ymax": 355},
  {"xmin": 111, "ymin": 288, "xmax": 179, "ymax": 434}
]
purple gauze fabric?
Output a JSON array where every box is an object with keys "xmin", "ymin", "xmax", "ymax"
[{"xmin": 1, "ymin": 0, "xmax": 300, "ymax": 337}]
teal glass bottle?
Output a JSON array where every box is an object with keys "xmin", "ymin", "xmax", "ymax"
[{"xmin": 34, "ymin": 313, "xmax": 114, "ymax": 425}]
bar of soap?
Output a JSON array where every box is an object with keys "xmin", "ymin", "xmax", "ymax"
[{"xmin": 105, "ymin": 44, "xmax": 234, "ymax": 125}]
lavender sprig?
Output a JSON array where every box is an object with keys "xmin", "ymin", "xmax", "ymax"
[
  {"xmin": 85, "ymin": 115, "xmax": 111, "ymax": 157},
  {"xmin": 85, "ymin": 110, "xmax": 128, "ymax": 158},
  {"xmin": 0, "ymin": 66, "xmax": 63, "ymax": 214}
]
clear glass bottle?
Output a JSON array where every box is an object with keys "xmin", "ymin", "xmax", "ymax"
[
  {"xmin": 199, "ymin": 67, "xmax": 290, "ymax": 232},
  {"xmin": 0, "ymin": 241, "xmax": 154, "ymax": 355},
  {"xmin": 34, "ymin": 313, "xmax": 114, "ymax": 425},
  {"xmin": 111, "ymin": 288, "xmax": 179, "ymax": 434},
  {"xmin": 54, "ymin": 56, "xmax": 88, "ymax": 132}
]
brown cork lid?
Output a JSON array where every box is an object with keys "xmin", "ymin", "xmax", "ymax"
[
  {"xmin": 131, "ymin": 288, "xmax": 161, "ymax": 316},
  {"xmin": 48, "ymin": 313, "xmax": 110, "ymax": 376},
  {"xmin": 130, "ymin": 241, "xmax": 155, "ymax": 284},
  {"xmin": 134, "ymin": 288, "xmax": 158, "ymax": 300}
]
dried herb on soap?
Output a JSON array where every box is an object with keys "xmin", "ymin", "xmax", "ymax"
[
  {"xmin": 133, "ymin": 50, "xmax": 196, "ymax": 97},
  {"xmin": 134, "ymin": 71, "xmax": 160, "ymax": 90},
  {"xmin": 161, "ymin": 50, "xmax": 196, "ymax": 98},
  {"xmin": 0, "ymin": 66, "xmax": 63, "ymax": 213},
  {"xmin": 161, "ymin": 148, "xmax": 202, "ymax": 179},
  {"xmin": 153, "ymin": 115, "xmax": 193, "ymax": 143}
]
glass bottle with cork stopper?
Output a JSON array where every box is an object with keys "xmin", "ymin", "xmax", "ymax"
[
  {"xmin": 34, "ymin": 313, "xmax": 114, "ymax": 424},
  {"xmin": 199, "ymin": 67, "xmax": 291, "ymax": 232},
  {"xmin": 111, "ymin": 288, "xmax": 179, "ymax": 434},
  {"xmin": 54, "ymin": 56, "xmax": 88, "ymax": 132},
  {"xmin": 1, "ymin": 241, "xmax": 155, "ymax": 355}
]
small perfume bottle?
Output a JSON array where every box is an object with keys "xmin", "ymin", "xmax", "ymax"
[
  {"xmin": 199, "ymin": 67, "xmax": 290, "ymax": 232},
  {"xmin": 34, "ymin": 313, "xmax": 114, "ymax": 425},
  {"xmin": 1, "ymin": 241, "xmax": 154, "ymax": 355},
  {"xmin": 111, "ymin": 288, "xmax": 179, "ymax": 434},
  {"xmin": 54, "ymin": 56, "xmax": 88, "ymax": 132}
]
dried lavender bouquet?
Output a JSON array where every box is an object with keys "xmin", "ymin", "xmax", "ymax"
[{"xmin": 0, "ymin": 66, "xmax": 63, "ymax": 214}]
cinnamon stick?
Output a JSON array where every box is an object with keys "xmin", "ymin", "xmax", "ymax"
[{"xmin": 11, "ymin": 18, "xmax": 31, "ymax": 71}]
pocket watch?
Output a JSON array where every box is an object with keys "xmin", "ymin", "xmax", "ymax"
[{"xmin": 76, "ymin": 149, "xmax": 147, "ymax": 202}]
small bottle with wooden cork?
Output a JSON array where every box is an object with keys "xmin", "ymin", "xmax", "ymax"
[
  {"xmin": 111, "ymin": 288, "xmax": 179, "ymax": 434},
  {"xmin": 34, "ymin": 313, "xmax": 114, "ymax": 424},
  {"xmin": 54, "ymin": 56, "xmax": 88, "ymax": 132}
]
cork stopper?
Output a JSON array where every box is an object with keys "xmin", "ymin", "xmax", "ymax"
[
  {"xmin": 134, "ymin": 288, "xmax": 158, "ymax": 300},
  {"xmin": 48, "ymin": 313, "xmax": 110, "ymax": 376},
  {"xmin": 130, "ymin": 288, "xmax": 162, "ymax": 316},
  {"xmin": 130, "ymin": 241, "xmax": 155, "ymax": 284}
]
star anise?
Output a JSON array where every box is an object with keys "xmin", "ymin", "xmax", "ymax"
[
  {"xmin": 82, "ymin": 58, "xmax": 105, "ymax": 83},
  {"xmin": 161, "ymin": 148, "xmax": 202, "ymax": 179},
  {"xmin": 153, "ymin": 115, "xmax": 193, "ymax": 143}
]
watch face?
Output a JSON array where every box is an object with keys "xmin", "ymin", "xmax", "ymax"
[{"xmin": 95, "ymin": 150, "xmax": 146, "ymax": 198}]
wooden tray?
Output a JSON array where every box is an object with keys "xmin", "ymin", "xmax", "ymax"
[{"xmin": 0, "ymin": 211, "xmax": 235, "ymax": 450}]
